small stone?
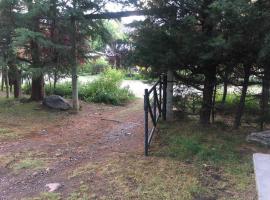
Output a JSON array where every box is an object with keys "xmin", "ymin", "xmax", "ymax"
[
  {"xmin": 39, "ymin": 130, "xmax": 48, "ymax": 135},
  {"xmin": 32, "ymin": 172, "xmax": 39, "ymax": 177},
  {"xmin": 125, "ymin": 132, "xmax": 132, "ymax": 135},
  {"xmin": 45, "ymin": 183, "xmax": 62, "ymax": 192},
  {"xmin": 45, "ymin": 168, "xmax": 51, "ymax": 173},
  {"xmin": 55, "ymin": 152, "xmax": 62, "ymax": 157}
]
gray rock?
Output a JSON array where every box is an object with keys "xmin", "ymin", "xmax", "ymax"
[
  {"xmin": 247, "ymin": 130, "xmax": 270, "ymax": 146},
  {"xmin": 45, "ymin": 183, "xmax": 62, "ymax": 192},
  {"xmin": 43, "ymin": 95, "xmax": 71, "ymax": 110}
]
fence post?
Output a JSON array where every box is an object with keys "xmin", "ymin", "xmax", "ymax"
[
  {"xmin": 153, "ymin": 87, "xmax": 157, "ymax": 123},
  {"xmin": 159, "ymin": 75, "xmax": 162, "ymax": 115},
  {"xmin": 144, "ymin": 89, "xmax": 149, "ymax": 156},
  {"xmin": 162, "ymin": 75, "xmax": 167, "ymax": 121}
]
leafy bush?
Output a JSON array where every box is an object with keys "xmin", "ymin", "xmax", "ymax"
[
  {"xmin": 45, "ymin": 82, "xmax": 73, "ymax": 97},
  {"xmin": 23, "ymin": 69, "xmax": 134, "ymax": 105},
  {"xmin": 79, "ymin": 68, "xmax": 134, "ymax": 105},
  {"xmin": 79, "ymin": 57, "xmax": 109, "ymax": 75}
]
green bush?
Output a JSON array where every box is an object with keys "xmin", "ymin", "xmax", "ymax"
[
  {"xmin": 23, "ymin": 69, "xmax": 134, "ymax": 105},
  {"xmin": 79, "ymin": 68, "xmax": 134, "ymax": 105},
  {"xmin": 46, "ymin": 82, "xmax": 73, "ymax": 97},
  {"xmin": 79, "ymin": 57, "xmax": 109, "ymax": 75}
]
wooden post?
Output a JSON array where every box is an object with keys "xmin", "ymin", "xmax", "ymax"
[
  {"xmin": 162, "ymin": 75, "xmax": 167, "ymax": 120},
  {"xmin": 153, "ymin": 87, "xmax": 157, "ymax": 123},
  {"xmin": 166, "ymin": 70, "xmax": 174, "ymax": 121},
  {"xmin": 144, "ymin": 89, "xmax": 149, "ymax": 156}
]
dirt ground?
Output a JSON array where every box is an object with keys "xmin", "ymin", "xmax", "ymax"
[
  {"xmin": 0, "ymin": 96, "xmax": 146, "ymax": 199},
  {"xmin": 0, "ymin": 93, "xmax": 260, "ymax": 200}
]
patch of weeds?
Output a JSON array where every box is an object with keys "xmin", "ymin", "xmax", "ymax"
[
  {"xmin": 23, "ymin": 192, "xmax": 61, "ymax": 200},
  {"xmin": 13, "ymin": 158, "xmax": 44, "ymax": 171},
  {"xmin": 78, "ymin": 156, "xmax": 200, "ymax": 200},
  {"xmin": 68, "ymin": 163, "xmax": 98, "ymax": 179},
  {"xmin": 155, "ymin": 121, "xmax": 243, "ymax": 165},
  {"xmin": 8, "ymin": 151, "xmax": 49, "ymax": 172},
  {"xmin": 223, "ymin": 157, "xmax": 254, "ymax": 191},
  {"xmin": 152, "ymin": 120, "xmax": 256, "ymax": 199},
  {"xmin": 0, "ymin": 154, "xmax": 14, "ymax": 168},
  {"xmin": 67, "ymin": 184, "xmax": 90, "ymax": 200},
  {"xmin": 0, "ymin": 128, "xmax": 18, "ymax": 140}
]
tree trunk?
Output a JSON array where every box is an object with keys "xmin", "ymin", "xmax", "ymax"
[
  {"xmin": 1, "ymin": 66, "xmax": 4, "ymax": 91},
  {"xmin": 234, "ymin": 67, "xmax": 251, "ymax": 129},
  {"xmin": 4, "ymin": 66, "xmax": 10, "ymax": 98},
  {"xmin": 260, "ymin": 66, "xmax": 270, "ymax": 130},
  {"xmin": 222, "ymin": 71, "xmax": 228, "ymax": 104},
  {"xmin": 166, "ymin": 70, "xmax": 174, "ymax": 121},
  {"xmin": 212, "ymin": 83, "xmax": 217, "ymax": 123},
  {"xmin": 14, "ymin": 67, "xmax": 22, "ymax": 98},
  {"xmin": 200, "ymin": 67, "xmax": 216, "ymax": 125},
  {"xmin": 53, "ymin": 71, "xmax": 57, "ymax": 90},
  {"xmin": 71, "ymin": 16, "xmax": 79, "ymax": 112},
  {"xmin": 31, "ymin": 75, "xmax": 44, "ymax": 101}
]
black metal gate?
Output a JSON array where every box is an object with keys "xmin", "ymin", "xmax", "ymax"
[{"xmin": 144, "ymin": 75, "xmax": 167, "ymax": 156}]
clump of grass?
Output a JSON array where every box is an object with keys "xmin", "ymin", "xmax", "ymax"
[
  {"xmin": 13, "ymin": 158, "xmax": 45, "ymax": 171},
  {"xmin": 23, "ymin": 192, "xmax": 61, "ymax": 200},
  {"xmin": 67, "ymin": 184, "xmax": 90, "ymax": 200},
  {"xmin": 0, "ymin": 128, "xmax": 18, "ymax": 140}
]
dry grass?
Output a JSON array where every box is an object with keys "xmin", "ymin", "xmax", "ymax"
[{"xmin": 0, "ymin": 95, "xmax": 66, "ymax": 141}]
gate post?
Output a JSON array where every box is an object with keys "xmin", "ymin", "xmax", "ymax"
[
  {"xmin": 144, "ymin": 89, "xmax": 149, "ymax": 156},
  {"xmin": 162, "ymin": 75, "xmax": 167, "ymax": 121}
]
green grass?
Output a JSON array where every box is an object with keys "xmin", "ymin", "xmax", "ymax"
[
  {"xmin": 13, "ymin": 158, "xmax": 45, "ymax": 171},
  {"xmin": 151, "ymin": 120, "xmax": 256, "ymax": 199}
]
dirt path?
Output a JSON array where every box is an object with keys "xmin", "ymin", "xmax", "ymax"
[{"xmin": 0, "ymin": 99, "xmax": 144, "ymax": 199}]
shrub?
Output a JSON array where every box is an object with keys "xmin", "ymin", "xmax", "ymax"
[
  {"xmin": 24, "ymin": 69, "xmax": 134, "ymax": 105},
  {"xmin": 80, "ymin": 68, "xmax": 134, "ymax": 105},
  {"xmin": 79, "ymin": 57, "xmax": 109, "ymax": 75},
  {"xmin": 45, "ymin": 82, "xmax": 73, "ymax": 97}
]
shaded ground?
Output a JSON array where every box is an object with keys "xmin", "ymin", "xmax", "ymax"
[
  {"xmin": 0, "ymin": 92, "xmax": 264, "ymax": 200},
  {"xmin": 0, "ymin": 96, "xmax": 144, "ymax": 199}
]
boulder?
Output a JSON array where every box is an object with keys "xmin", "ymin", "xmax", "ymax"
[
  {"xmin": 43, "ymin": 95, "xmax": 71, "ymax": 110},
  {"xmin": 247, "ymin": 130, "xmax": 270, "ymax": 146}
]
